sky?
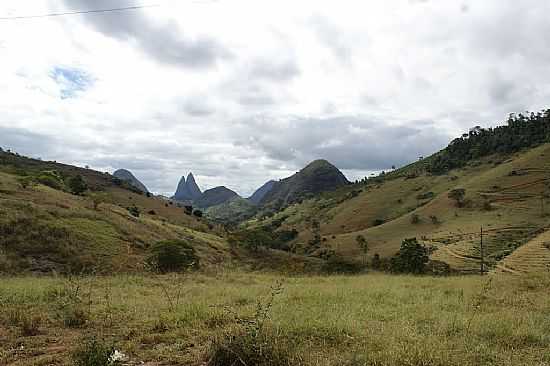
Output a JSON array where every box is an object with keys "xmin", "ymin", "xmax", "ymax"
[{"xmin": 1, "ymin": 0, "xmax": 550, "ymax": 196}]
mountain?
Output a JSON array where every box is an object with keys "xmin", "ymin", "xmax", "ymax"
[
  {"xmin": 260, "ymin": 159, "xmax": 349, "ymax": 209},
  {"xmin": 113, "ymin": 169, "xmax": 148, "ymax": 193},
  {"xmin": 186, "ymin": 173, "xmax": 202, "ymax": 199},
  {"xmin": 248, "ymin": 180, "xmax": 276, "ymax": 205},
  {"xmin": 173, "ymin": 172, "xmax": 202, "ymax": 201},
  {"xmin": 195, "ymin": 186, "xmax": 239, "ymax": 208}
]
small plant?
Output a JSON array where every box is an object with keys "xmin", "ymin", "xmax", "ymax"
[
  {"xmin": 410, "ymin": 214, "xmax": 420, "ymax": 224},
  {"xmin": 72, "ymin": 337, "xmax": 123, "ymax": 366},
  {"xmin": 19, "ymin": 314, "xmax": 42, "ymax": 336},
  {"xmin": 483, "ymin": 200, "xmax": 492, "ymax": 211},
  {"xmin": 193, "ymin": 209, "xmax": 203, "ymax": 218},
  {"xmin": 206, "ymin": 282, "xmax": 295, "ymax": 366},
  {"xmin": 429, "ymin": 215, "xmax": 440, "ymax": 224},
  {"xmin": 372, "ymin": 218, "xmax": 385, "ymax": 226}
]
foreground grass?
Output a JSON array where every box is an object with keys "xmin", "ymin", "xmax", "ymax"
[{"xmin": 1, "ymin": 272, "xmax": 549, "ymax": 365}]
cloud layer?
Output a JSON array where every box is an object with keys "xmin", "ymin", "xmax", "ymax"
[{"xmin": 1, "ymin": 0, "xmax": 550, "ymax": 196}]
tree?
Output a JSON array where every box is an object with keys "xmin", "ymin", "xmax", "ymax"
[
  {"xmin": 68, "ymin": 175, "xmax": 88, "ymax": 195},
  {"xmin": 184, "ymin": 205, "xmax": 193, "ymax": 215},
  {"xmin": 146, "ymin": 240, "xmax": 199, "ymax": 273},
  {"xmin": 371, "ymin": 253, "xmax": 381, "ymax": 269},
  {"xmin": 390, "ymin": 238, "xmax": 429, "ymax": 274},
  {"xmin": 356, "ymin": 235, "xmax": 369, "ymax": 265},
  {"xmin": 448, "ymin": 188, "xmax": 466, "ymax": 207}
]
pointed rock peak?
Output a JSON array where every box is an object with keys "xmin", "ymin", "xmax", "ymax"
[
  {"xmin": 186, "ymin": 172, "xmax": 202, "ymax": 198},
  {"xmin": 177, "ymin": 175, "xmax": 186, "ymax": 185}
]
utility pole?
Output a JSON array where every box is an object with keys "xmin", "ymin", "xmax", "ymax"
[{"xmin": 480, "ymin": 226, "xmax": 484, "ymax": 276}]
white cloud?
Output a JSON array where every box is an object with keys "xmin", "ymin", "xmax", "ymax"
[{"xmin": 1, "ymin": 0, "xmax": 550, "ymax": 196}]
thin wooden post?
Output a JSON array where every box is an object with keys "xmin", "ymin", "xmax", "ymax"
[{"xmin": 480, "ymin": 226, "xmax": 484, "ymax": 275}]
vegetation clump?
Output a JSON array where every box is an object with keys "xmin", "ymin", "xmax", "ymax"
[
  {"xmin": 146, "ymin": 239, "xmax": 199, "ymax": 273},
  {"xmin": 390, "ymin": 238, "xmax": 429, "ymax": 274}
]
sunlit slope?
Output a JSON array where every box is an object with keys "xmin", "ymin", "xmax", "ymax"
[
  {"xmin": 0, "ymin": 170, "xmax": 230, "ymax": 274},
  {"xmin": 259, "ymin": 143, "xmax": 550, "ymax": 272},
  {"xmin": 494, "ymin": 228, "xmax": 550, "ymax": 274}
]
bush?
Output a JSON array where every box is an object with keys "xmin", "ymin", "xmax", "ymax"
[
  {"xmin": 146, "ymin": 240, "xmax": 199, "ymax": 273},
  {"xmin": 390, "ymin": 238, "xmax": 429, "ymax": 274},
  {"xmin": 448, "ymin": 188, "xmax": 466, "ymax": 207},
  {"xmin": 68, "ymin": 175, "xmax": 88, "ymax": 195},
  {"xmin": 429, "ymin": 215, "xmax": 440, "ymax": 224},
  {"xmin": 193, "ymin": 209, "xmax": 203, "ymax": 218},
  {"xmin": 410, "ymin": 214, "xmax": 420, "ymax": 224},
  {"xmin": 127, "ymin": 205, "xmax": 140, "ymax": 217},
  {"xmin": 72, "ymin": 337, "xmax": 115, "ymax": 366},
  {"xmin": 184, "ymin": 205, "xmax": 193, "ymax": 215},
  {"xmin": 372, "ymin": 218, "xmax": 385, "ymax": 226},
  {"xmin": 37, "ymin": 174, "xmax": 64, "ymax": 190}
]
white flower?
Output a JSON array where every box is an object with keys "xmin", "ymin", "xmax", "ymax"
[{"xmin": 109, "ymin": 349, "xmax": 128, "ymax": 363}]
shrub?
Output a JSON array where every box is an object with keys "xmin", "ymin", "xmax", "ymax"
[
  {"xmin": 146, "ymin": 240, "xmax": 199, "ymax": 273},
  {"xmin": 17, "ymin": 176, "xmax": 35, "ymax": 189},
  {"xmin": 372, "ymin": 218, "xmax": 385, "ymax": 226},
  {"xmin": 371, "ymin": 253, "xmax": 381, "ymax": 269},
  {"xmin": 410, "ymin": 214, "xmax": 420, "ymax": 224},
  {"xmin": 68, "ymin": 175, "xmax": 88, "ymax": 195},
  {"xmin": 127, "ymin": 205, "xmax": 140, "ymax": 218},
  {"xmin": 37, "ymin": 174, "xmax": 64, "ymax": 190},
  {"xmin": 483, "ymin": 200, "xmax": 492, "ymax": 211},
  {"xmin": 184, "ymin": 205, "xmax": 193, "ymax": 215},
  {"xmin": 448, "ymin": 188, "xmax": 466, "ymax": 207},
  {"xmin": 72, "ymin": 337, "xmax": 115, "ymax": 366},
  {"xmin": 193, "ymin": 209, "xmax": 203, "ymax": 218},
  {"xmin": 429, "ymin": 215, "xmax": 440, "ymax": 224},
  {"xmin": 390, "ymin": 238, "xmax": 429, "ymax": 274},
  {"xmin": 20, "ymin": 314, "xmax": 42, "ymax": 336}
]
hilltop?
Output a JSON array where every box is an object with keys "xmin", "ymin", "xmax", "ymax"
[
  {"xmin": 113, "ymin": 168, "xmax": 149, "ymax": 193},
  {"xmin": 260, "ymin": 159, "xmax": 349, "ymax": 211}
]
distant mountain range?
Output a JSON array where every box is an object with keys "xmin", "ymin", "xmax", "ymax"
[
  {"xmin": 116, "ymin": 160, "xmax": 349, "ymax": 219},
  {"xmin": 113, "ymin": 169, "xmax": 149, "ymax": 193}
]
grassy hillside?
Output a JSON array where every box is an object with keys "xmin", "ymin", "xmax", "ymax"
[
  {"xmin": 0, "ymin": 151, "xmax": 230, "ymax": 274},
  {"xmin": 251, "ymin": 143, "xmax": 550, "ymax": 273},
  {"xmin": 1, "ymin": 272, "xmax": 548, "ymax": 365}
]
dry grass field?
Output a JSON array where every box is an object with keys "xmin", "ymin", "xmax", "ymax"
[{"xmin": 1, "ymin": 271, "xmax": 549, "ymax": 366}]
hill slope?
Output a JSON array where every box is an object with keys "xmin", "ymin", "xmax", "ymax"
[
  {"xmin": 248, "ymin": 180, "xmax": 276, "ymax": 205},
  {"xmin": 248, "ymin": 141, "xmax": 550, "ymax": 274},
  {"xmin": 0, "ymin": 151, "xmax": 229, "ymax": 274}
]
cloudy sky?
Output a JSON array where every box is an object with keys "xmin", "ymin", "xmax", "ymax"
[{"xmin": 1, "ymin": 0, "xmax": 549, "ymax": 196}]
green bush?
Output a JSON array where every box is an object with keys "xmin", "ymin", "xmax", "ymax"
[
  {"xmin": 390, "ymin": 238, "xmax": 429, "ymax": 274},
  {"xmin": 37, "ymin": 174, "xmax": 64, "ymax": 190},
  {"xmin": 146, "ymin": 240, "xmax": 199, "ymax": 273},
  {"xmin": 68, "ymin": 175, "xmax": 88, "ymax": 195}
]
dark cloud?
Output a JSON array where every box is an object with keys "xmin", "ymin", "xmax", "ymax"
[
  {"xmin": 232, "ymin": 116, "xmax": 451, "ymax": 171},
  {"xmin": 0, "ymin": 127, "xmax": 58, "ymax": 158},
  {"xmin": 62, "ymin": 0, "xmax": 229, "ymax": 68}
]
